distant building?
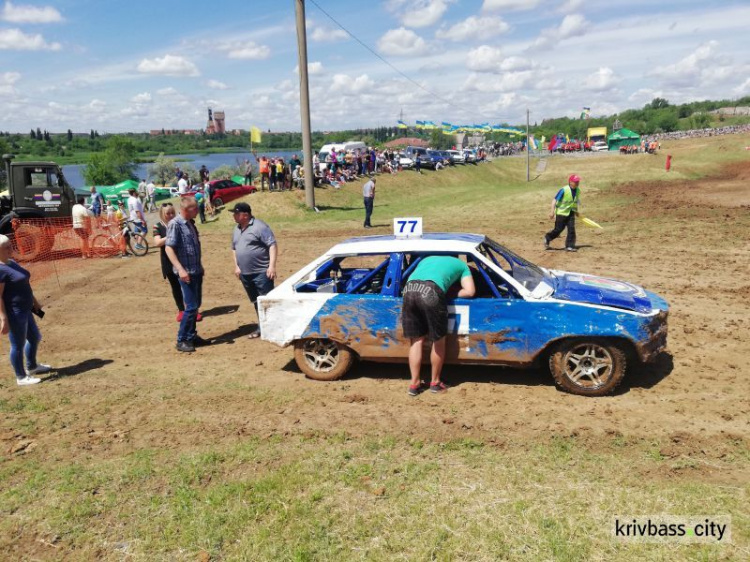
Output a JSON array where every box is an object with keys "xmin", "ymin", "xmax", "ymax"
[{"xmin": 206, "ymin": 108, "xmax": 226, "ymax": 134}]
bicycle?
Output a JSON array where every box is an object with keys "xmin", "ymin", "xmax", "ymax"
[{"xmin": 91, "ymin": 220, "xmax": 149, "ymax": 257}]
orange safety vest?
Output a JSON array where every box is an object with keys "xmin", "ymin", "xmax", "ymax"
[{"xmin": 259, "ymin": 159, "xmax": 269, "ymax": 174}]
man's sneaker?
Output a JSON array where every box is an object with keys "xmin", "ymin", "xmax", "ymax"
[
  {"xmin": 26, "ymin": 364, "xmax": 51, "ymax": 376},
  {"xmin": 565, "ymin": 246, "xmax": 578, "ymax": 252},
  {"xmin": 196, "ymin": 312, "xmax": 203, "ymax": 322},
  {"xmin": 176, "ymin": 311, "xmax": 184, "ymax": 322},
  {"xmin": 430, "ymin": 381, "xmax": 449, "ymax": 394},
  {"xmin": 544, "ymin": 239, "xmax": 550, "ymax": 250},
  {"xmin": 134, "ymin": 244, "xmax": 146, "ymax": 250},
  {"xmin": 17, "ymin": 376, "xmax": 41, "ymax": 386},
  {"xmin": 192, "ymin": 336, "xmax": 211, "ymax": 347},
  {"xmin": 408, "ymin": 382, "xmax": 425, "ymax": 396},
  {"xmin": 176, "ymin": 341, "xmax": 195, "ymax": 353}
]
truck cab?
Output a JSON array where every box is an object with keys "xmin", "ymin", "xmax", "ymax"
[{"xmin": 1, "ymin": 154, "xmax": 76, "ymax": 234}]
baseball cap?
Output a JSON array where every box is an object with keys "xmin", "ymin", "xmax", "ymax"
[{"xmin": 231, "ymin": 202, "xmax": 251, "ymax": 214}]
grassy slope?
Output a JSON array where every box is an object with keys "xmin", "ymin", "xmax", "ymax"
[{"xmin": 2, "ymin": 134, "xmax": 749, "ymax": 560}]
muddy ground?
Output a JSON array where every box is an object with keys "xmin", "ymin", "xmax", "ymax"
[{"xmin": 2, "ymin": 158, "xmax": 749, "ymax": 488}]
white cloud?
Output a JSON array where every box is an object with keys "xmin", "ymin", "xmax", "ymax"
[
  {"xmin": 558, "ymin": 0, "xmax": 583, "ymax": 13},
  {"xmin": 207, "ymin": 79, "xmax": 228, "ymax": 90},
  {"xmin": 436, "ymin": 16, "xmax": 509, "ymax": 42},
  {"xmin": 0, "ymin": 27, "xmax": 60, "ymax": 50},
  {"xmin": 216, "ymin": 40, "xmax": 271, "ymax": 60},
  {"xmin": 583, "ymin": 67, "xmax": 621, "ymax": 92},
  {"xmin": 157, "ymin": 87, "xmax": 178, "ymax": 96},
  {"xmin": 330, "ymin": 73, "xmax": 375, "ymax": 95},
  {"xmin": 649, "ymin": 41, "xmax": 732, "ymax": 88},
  {"xmin": 733, "ymin": 78, "xmax": 750, "ymax": 96},
  {"xmin": 309, "ymin": 23, "xmax": 348, "ymax": 42},
  {"xmin": 530, "ymin": 13, "xmax": 589, "ymax": 49},
  {"xmin": 293, "ymin": 61, "xmax": 324, "ymax": 75},
  {"xmin": 482, "ymin": 0, "xmax": 541, "ymax": 12},
  {"xmin": 131, "ymin": 92, "xmax": 152, "ymax": 103},
  {"xmin": 387, "ymin": 0, "xmax": 450, "ymax": 28},
  {"xmin": 466, "ymin": 46, "xmax": 534, "ymax": 73},
  {"xmin": 1, "ymin": 1, "xmax": 62, "ymax": 23},
  {"xmin": 377, "ymin": 28, "xmax": 430, "ymax": 57},
  {"xmin": 0, "ymin": 70, "xmax": 20, "ymax": 96},
  {"xmin": 137, "ymin": 54, "xmax": 199, "ymax": 77}
]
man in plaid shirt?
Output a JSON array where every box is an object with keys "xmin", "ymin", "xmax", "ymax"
[{"xmin": 165, "ymin": 197, "xmax": 209, "ymax": 352}]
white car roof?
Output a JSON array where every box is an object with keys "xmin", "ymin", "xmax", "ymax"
[{"xmin": 326, "ymin": 233, "xmax": 486, "ymax": 256}]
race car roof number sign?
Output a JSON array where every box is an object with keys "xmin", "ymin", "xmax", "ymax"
[{"xmin": 394, "ymin": 217, "xmax": 423, "ymax": 238}]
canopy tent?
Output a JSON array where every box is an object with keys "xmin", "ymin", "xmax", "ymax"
[{"xmin": 607, "ymin": 128, "xmax": 640, "ymax": 150}]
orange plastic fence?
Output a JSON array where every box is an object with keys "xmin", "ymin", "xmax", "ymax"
[{"xmin": 9, "ymin": 216, "xmax": 129, "ymax": 283}]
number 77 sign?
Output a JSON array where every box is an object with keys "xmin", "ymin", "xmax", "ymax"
[{"xmin": 393, "ymin": 217, "xmax": 423, "ymax": 238}]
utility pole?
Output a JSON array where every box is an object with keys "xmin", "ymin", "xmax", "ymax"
[
  {"xmin": 526, "ymin": 108, "xmax": 530, "ymax": 182},
  {"xmin": 295, "ymin": 0, "xmax": 315, "ymax": 209}
]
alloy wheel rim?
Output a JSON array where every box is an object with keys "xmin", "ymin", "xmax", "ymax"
[
  {"xmin": 302, "ymin": 340, "xmax": 339, "ymax": 372},
  {"xmin": 563, "ymin": 343, "xmax": 614, "ymax": 389}
]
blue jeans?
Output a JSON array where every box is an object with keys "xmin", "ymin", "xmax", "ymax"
[
  {"xmin": 7, "ymin": 309, "xmax": 41, "ymax": 379},
  {"xmin": 240, "ymin": 272, "xmax": 274, "ymax": 313},
  {"xmin": 177, "ymin": 274, "xmax": 203, "ymax": 343},
  {"xmin": 363, "ymin": 197, "xmax": 374, "ymax": 227}
]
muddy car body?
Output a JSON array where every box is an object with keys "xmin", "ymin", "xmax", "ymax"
[{"xmin": 259, "ymin": 233, "xmax": 669, "ymax": 396}]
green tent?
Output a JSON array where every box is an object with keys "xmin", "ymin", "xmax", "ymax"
[{"xmin": 607, "ymin": 128, "xmax": 640, "ymax": 150}]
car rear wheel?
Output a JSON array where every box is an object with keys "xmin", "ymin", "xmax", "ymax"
[
  {"xmin": 294, "ymin": 338, "xmax": 354, "ymax": 381},
  {"xmin": 212, "ymin": 197, "xmax": 224, "ymax": 208},
  {"xmin": 549, "ymin": 339, "xmax": 626, "ymax": 396}
]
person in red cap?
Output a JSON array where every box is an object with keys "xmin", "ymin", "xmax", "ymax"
[{"xmin": 545, "ymin": 174, "xmax": 582, "ymax": 252}]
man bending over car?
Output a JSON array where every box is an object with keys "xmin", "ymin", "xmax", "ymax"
[{"xmin": 402, "ymin": 256, "xmax": 475, "ymax": 396}]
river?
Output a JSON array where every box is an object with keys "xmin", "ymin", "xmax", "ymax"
[{"xmin": 62, "ymin": 150, "xmax": 300, "ymax": 188}]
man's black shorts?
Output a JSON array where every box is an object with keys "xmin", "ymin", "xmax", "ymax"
[{"xmin": 402, "ymin": 280, "xmax": 448, "ymax": 342}]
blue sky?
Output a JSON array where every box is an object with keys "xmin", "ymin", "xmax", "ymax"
[{"xmin": 1, "ymin": 0, "xmax": 749, "ymax": 133}]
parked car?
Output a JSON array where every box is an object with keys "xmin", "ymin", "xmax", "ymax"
[
  {"xmin": 258, "ymin": 233, "xmax": 669, "ymax": 396},
  {"xmin": 446, "ymin": 150, "xmax": 466, "ymax": 165},
  {"xmin": 397, "ymin": 153, "xmax": 414, "ymax": 169},
  {"xmin": 425, "ymin": 150, "xmax": 447, "ymax": 169},
  {"xmin": 591, "ymin": 141, "xmax": 609, "ymax": 152},
  {"xmin": 183, "ymin": 179, "xmax": 256, "ymax": 207},
  {"xmin": 463, "ymin": 149, "xmax": 477, "ymax": 163}
]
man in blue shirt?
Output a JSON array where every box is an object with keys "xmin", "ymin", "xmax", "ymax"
[{"xmin": 165, "ymin": 197, "xmax": 209, "ymax": 352}]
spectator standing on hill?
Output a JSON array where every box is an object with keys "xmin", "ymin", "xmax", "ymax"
[
  {"xmin": 177, "ymin": 174, "xmax": 188, "ymax": 195},
  {"xmin": 402, "ymin": 256, "xmax": 475, "ymax": 396},
  {"xmin": 259, "ymin": 157, "xmax": 270, "ymax": 191},
  {"xmin": 363, "ymin": 177, "xmax": 376, "ymax": 228},
  {"xmin": 165, "ymin": 197, "xmax": 208, "ymax": 353},
  {"xmin": 137, "ymin": 179, "xmax": 147, "ymax": 205},
  {"xmin": 72, "ymin": 197, "xmax": 93, "ymax": 259},
  {"xmin": 199, "ymin": 165, "xmax": 210, "ymax": 184},
  {"xmin": 127, "ymin": 189, "xmax": 147, "ymax": 236},
  {"xmin": 89, "ymin": 186, "xmax": 105, "ymax": 217},
  {"xmin": 545, "ymin": 174, "xmax": 582, "ymax": 252},
  {"xmin": 231, "ymin": 202, "xmax": 277, "ymax": 339},
  {"xmin": 146, "ymin": 180, "xmax": 157, "ymax": 213},
  {"xmin": 0, "ymin": 234, "xmax": 51, "ymax": 386},
  {"xmin": 290, "ymin": 154, "xmax": 301, "ymax": 171}
]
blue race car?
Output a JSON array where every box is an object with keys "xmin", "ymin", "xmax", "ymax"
[{"xmin": 259, "ymin": 233, "xmax": 669, "ymax": 396}]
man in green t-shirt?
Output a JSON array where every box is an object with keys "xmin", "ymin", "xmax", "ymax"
[{"xmin": 402, "ymin": 255, "xmax": 476, "ymax": 396}]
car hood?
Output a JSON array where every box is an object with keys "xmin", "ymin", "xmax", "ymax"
[{"xmin": 550, "ymin": 271, "xmax": 654, "ymax": 313}]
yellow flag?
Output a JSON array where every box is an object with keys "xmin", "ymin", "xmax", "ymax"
[{"xmin": 250, "ymin": 126, "xmax": 262, "ymax": 144}]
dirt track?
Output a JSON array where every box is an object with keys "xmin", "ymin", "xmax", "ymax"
[{"xmin": 2, "ymin": 160, "xmax": 749, "ymax": 485}]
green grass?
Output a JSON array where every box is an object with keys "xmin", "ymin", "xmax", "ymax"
[{"xmin": 0, "ymin": 435, "xmax": 746, "ymax": 560}]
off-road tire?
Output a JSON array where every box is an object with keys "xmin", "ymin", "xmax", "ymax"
[
  {"xmin": 549, "ymin": 338, "xmax": 627, "ymax": 396},
  {"xmin": 90, "ymin": 234, "xmax": 118, "ymax": 257},
  {"xmin": 212, "ymin": 197, "xmax": 224, "ymax": 208},
  {"xmin": 294, "ymin": 338, "xmax": 354, "ymax": 381},
  {"xmin": 11, "ymin": 224, "xmax": 44, "ymax": 261}
]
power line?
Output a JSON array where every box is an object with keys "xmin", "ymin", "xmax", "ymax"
[{"xmin": 307, "ymin": 0, "xmax": 518, "ymax": 125}]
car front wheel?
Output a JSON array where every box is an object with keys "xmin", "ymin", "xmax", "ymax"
[
  {"xmin": 549, "ymin": 339, "xmax": 626, "ymax": 396},
  {"xmin": 294, "ymin": 338, "xmax": 354, "ymax": 381}
]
